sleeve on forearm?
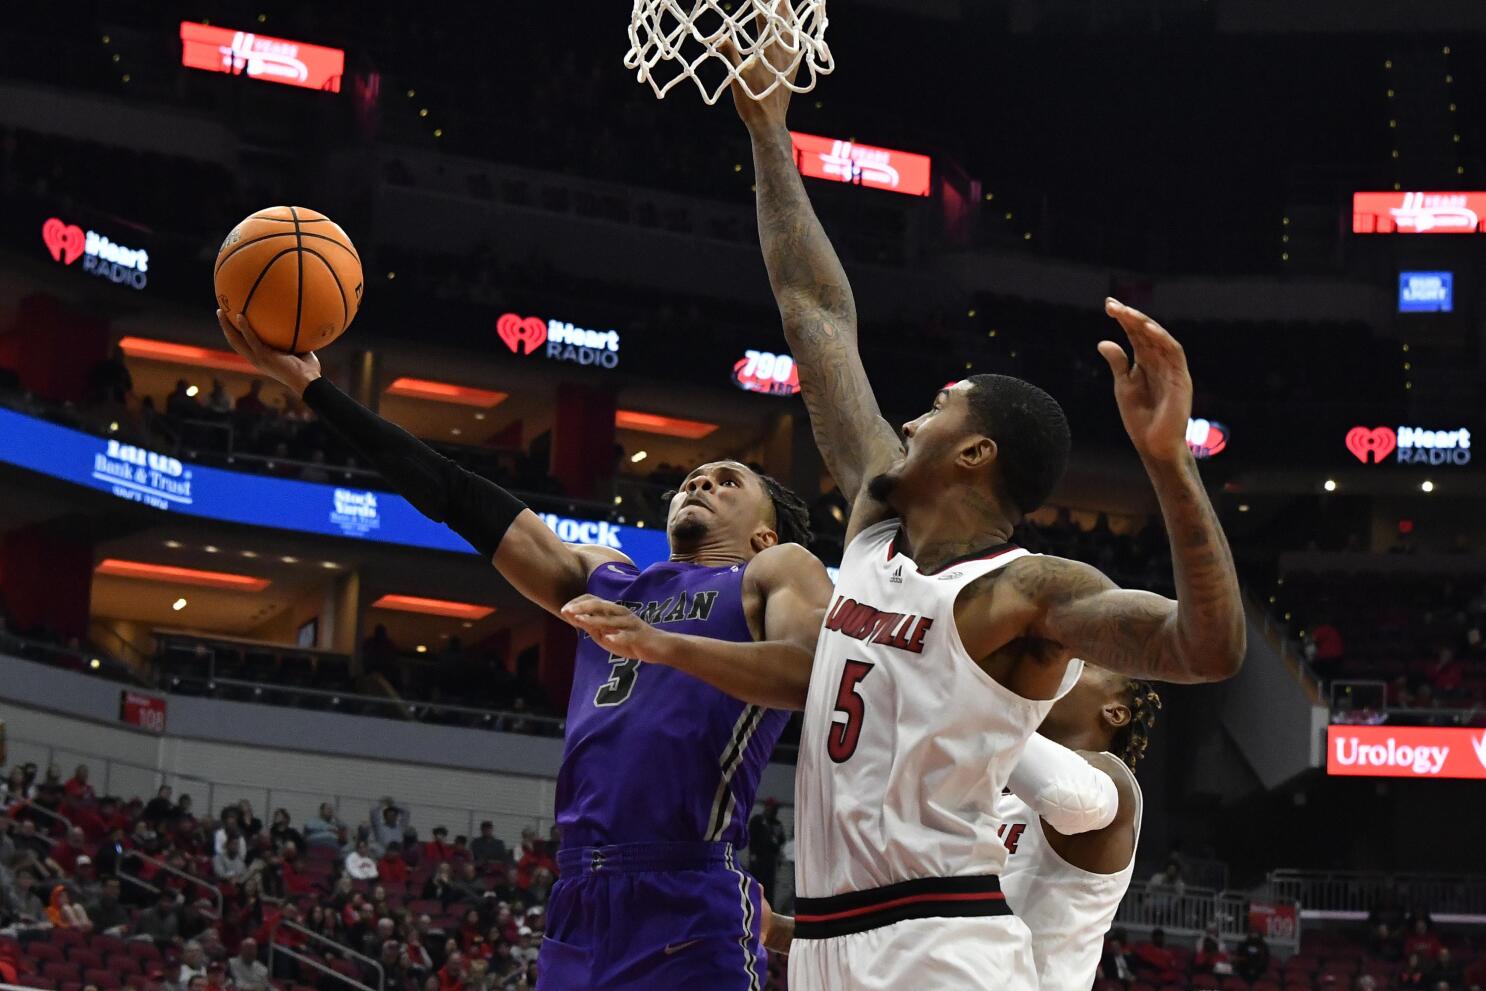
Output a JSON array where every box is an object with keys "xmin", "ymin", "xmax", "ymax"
[
  {"xmin": 1007, "ymin": 734, "xmax": 1119, "ymax": 836},
  {"xmin": 301, "ymin": 378, "xmax": 524, "ymax": 559}
]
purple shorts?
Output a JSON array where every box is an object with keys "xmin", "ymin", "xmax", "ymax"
[{"xmin": 537, "ymin": 842, "xmax": 768, "ymax": 991}]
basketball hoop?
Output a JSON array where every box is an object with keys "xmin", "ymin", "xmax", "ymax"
[{"xmin": 625, "ymin": 0, "xmax": 834, "ymax": 106}]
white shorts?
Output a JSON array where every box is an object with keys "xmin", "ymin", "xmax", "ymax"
[{"xmin": 788, "ymin": 915, "xmax": 1038, "ymax": 991}]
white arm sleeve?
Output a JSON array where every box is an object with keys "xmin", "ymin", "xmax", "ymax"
[{"xmin": 1006, "ymin": 734, "xmax": 1120, "ymax": 836}]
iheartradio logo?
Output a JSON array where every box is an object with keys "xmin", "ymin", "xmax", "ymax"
[
  {"xmin": 1346, "ymin": 425, "xmax": 1471, "ymax": 466},
  {"xmin": 497, "ymin": 313, "xmax": 620, "ymax": 369},
  {"xmin": 42, "ymin": 218, "xmax": 86, "ymax": 265},
  {"xmin": 41, "ymin": 217, "xmax": 149, "ymax": 290},
  {"xmin": 496, "ymin": 313, "xmax": 548, "ymax": 355}
]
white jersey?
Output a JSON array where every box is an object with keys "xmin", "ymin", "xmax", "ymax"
[
  {"xmin": 996, "ymin": 756, "xmax": 1144, "ymax": 991},
  {"xmin": 795, "ymin": 518, "xmax": 1083, "ymax": 898}
]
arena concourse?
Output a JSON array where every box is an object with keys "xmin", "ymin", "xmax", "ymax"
[{"xmin": 2, "ymin": 2, "xmax": 1484, "ymax": 990}]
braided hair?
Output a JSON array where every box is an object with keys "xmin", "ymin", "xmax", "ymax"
[{"xmin": 1111, "ymin": 679, "xmax": 1163, "ymax": 770}]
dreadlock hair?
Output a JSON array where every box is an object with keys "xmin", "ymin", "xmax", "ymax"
[
  {"xmin": 1111, "ymin": 679, "xmax": 1163, "ymax": 770},
  {"xmin": 661, "ymin": 468, "xmax": 814, "ymax": 547}
]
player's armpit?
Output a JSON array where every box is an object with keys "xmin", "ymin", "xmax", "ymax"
[{"xmin": 1010, "ymin": 556, "xmax": 1241, "ymax": 684}]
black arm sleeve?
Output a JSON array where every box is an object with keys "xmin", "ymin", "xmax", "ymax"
[{"xmin": 301, "ymin": 378, "xmax": 525, "ymax": 559}]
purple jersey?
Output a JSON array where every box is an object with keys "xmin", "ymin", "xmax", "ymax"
[{"xmin": 556, "ymin": 559, "xmax": 790, "ymax": 850}]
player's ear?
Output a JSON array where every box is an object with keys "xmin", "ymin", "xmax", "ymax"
[
  {"xmin": 957, "ymin": 436, "xmax": 997, "ymax": 471},
  {"xmin": 751, "ymin": 524, "xmax": 780, "ymax": 553},
  {"xmin": 1103, "ymin": 701, "xmax": 1132, "ymax": 731}
]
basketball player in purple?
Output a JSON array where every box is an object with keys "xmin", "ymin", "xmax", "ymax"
[{"xmin": 217, "ymin": 309, "xmax": 834, "ymax": 991}]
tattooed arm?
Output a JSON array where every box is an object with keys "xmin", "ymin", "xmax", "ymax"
[
  {"xmin": 725, "ymin": 40, "xmax": 902, "ymax": 527},
  {"xmin": 1006, "ymin": 301, "xmax": 1245, "ymax": 683}
]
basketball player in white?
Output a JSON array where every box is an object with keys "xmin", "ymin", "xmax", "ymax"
[
  {"xmin": 996, "ymin": 666, "xmax": 1160, "ymax": 991},
  {"xmin": 719, "ymin": 25, "xmax": 1248, "ymax": 991}
]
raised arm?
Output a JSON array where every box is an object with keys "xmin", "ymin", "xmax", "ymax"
[
  {"xmin": 217, "ymin": 311, "xmax": 620, "ymax": 617},
  {"xmin": 561, "ymin": 544, "xmax": 832, "ymax": 710},
  {"xmin": 726, "ymin": 43, "xmax": 902, "ymax": 511},
  {"xmin": 1007, "ymin": 300, "xmax": 1245, "ymax": 683}
]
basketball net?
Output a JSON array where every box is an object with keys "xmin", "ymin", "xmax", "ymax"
[{"xmin": 625, "ymin": 0, "xmax": 834, "ymax": 106}]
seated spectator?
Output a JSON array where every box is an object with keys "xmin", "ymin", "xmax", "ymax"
[
  {"xmin": 453, "ymin": 861, "xmax": 486, "ymax": 902},
  {"xmin": 167, "ymin": 380, "xmax": 204, "ymax": 419},
  {"xmin": 516, "ymin": 829, "xmax": 556, "ymax": 890},
  {"xmin": 424, "ymin": 861, "xmax": 458, "ymax": 906},
  {"xmin": 214, "ymin": 836, "xmax": 248, "ymax": 880},
  {"xmin": 279, "ymin": 841, "xmax": 316, "ymax": 895},
  {"xmin": 144, "ymin": 785, "xmax": 178, "ymax": 826},
  {"xmin": 303, "ymin": 802, "xmax": 345, "ymax": 848},
  {"xmin": 214, "ymin": 807, "xmax": 242, "ymax": 856},
  {"xmin": 1400, "ymin": 952, "xmax": 1430, "ymax": 989},
  {"xmin": 205, "ymin": 380, "xmax": 233, "ymax": 415},
  {"xmin": 236, "ymin": 380, "xmax": 269, "ymax": 415},
  {"xmin": 47, "ymin": 883, "xmax": 92, "ymax": 930},
  {"xmin": 237, "ymin": 800, "xmax": 264, "ymax": 837},
  {"xmin": 425, "ymin": 826, "xmax": 456, "ymax": 864},
  {"xmin": 51, "ymin": 826, "xmax": 91, "ymax": 874},
  {"xmin": 1133, "ymin": 928, "xmax": 1179, "ymax": 975},
  {"xmin": 173, "ymin": 941, "xmax": 209, "ymax": 991},
  {"xmin": 1192, "ymin": 935, "xmax": 1231, "ymax": 977},
  {"xmin": 379, "ymin": 841, "xmax": 410, "ymax": 884},
  {"xmin": 1101, "ymin": 930, "xmax": 1135, "ymax": 986},
  {"xmin": 205, "ymin": 962, "xmax": 229, "ymax": 991},
  {"xmin": 268, "ymin": 808, "xmax": 304, "ymax": 851},
  {"xmin": 402, "ymin": 930, "xmax": 434, "ymax": 979},
  {"xmin": 1229, "ymin": 926, "xmax": 1267, "ymax": 980},
  {"xmin": 471, "ymin": 822, "xmax": 509, "ymax": 865},
  {"xmin": 3, "ymin": 868, "xmax": 45, "ymax": 923},
  {"xmin": 1405, "ymin": 918, "xmax": 1443, "ymax": 959},
  {"xmin": 137, "ymin": 889, "xmax": 182, "ymax": 945},
  {"xmin": 457, "ymin": 908, "xmax": 484, "ymax": 951},
  {"xmin": 89, "ymin": 875, "xmax": 130, "ymax": 934},
  {"xmin": 377, "ymin": 938, "xmax": 407, "ymax": 988},
  {"xmin": 1430, "ymin": 947, "xmax": 1462, "ymax": 988},
  {"xmin": 347, "ymin": 839, "xmax": 380, "ymax": 880},
  {"xmin": 63, "ymin": 764, "xmax": 96, "ymax": 801},
  {"xmin": 438, "ymin": 952, "xmax": 466, "ymax": 991}
]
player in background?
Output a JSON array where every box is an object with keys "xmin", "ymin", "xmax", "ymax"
[
  {"xmin": 217, "ymin": 311, "xmax": 834, "ymax": 991},
  {"xmin": 727, "ymin": 663, "xmax": 1160, "ymax": 984},
  {"xmin": 995, "ymin": 665, "xmax": 1160, "ymax": 991},
  {"xmin": 722, "ymin": 22, "xmax": 1246, "ymax": 990}
]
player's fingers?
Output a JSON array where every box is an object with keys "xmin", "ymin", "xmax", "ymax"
[
  {"xmin": 1096, "ymin": 340, "xmax": 1130, "ymax": 377},
  {"xmin": 217, "ymin": 310, "xmax": 252, "ymax": 359},
  {"xmin": 230, "ymin": 313, "xmax": 270, "ymax": 359}
]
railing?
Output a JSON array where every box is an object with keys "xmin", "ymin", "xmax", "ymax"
[
  {"xmin": 269, "ymin": 919, "xmax": 383, "ymax": 991},
  {"xmin": 1328, "ymin": 680, "xmax": 1484, "ymax": 727},
  {"xmin": 3, "ymin": 794, "xmax": 76, "ymax": 836},
  {"xmin": 4, "ymin": 733, "xmax": 556, "ymax": 846},
  {"xmin": 1113, "ymin": 881, "xmax": 1302, "ymax": 957},
  {"xmin": 123, "ymin": 849, "xmax": 224, "ymax": 916},
  {"xmin": 1267, "ymin": 869, "xmax": 1486, "ymax": 922},
  {"xmin": 1249, "ymin": 596, "xmax": 1326, "ymax": 705}
]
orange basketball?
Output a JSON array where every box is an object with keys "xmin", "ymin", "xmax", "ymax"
[{"xmin": 213, "ymin": 206, "xmax": 363, "ymax": 354}]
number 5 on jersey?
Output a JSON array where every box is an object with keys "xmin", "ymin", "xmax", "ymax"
[{"xmin": 827, "ymin": 660, "xmax": 875, "ymax": 762}]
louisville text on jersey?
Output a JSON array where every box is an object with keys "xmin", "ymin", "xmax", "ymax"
[{"xmin": 823, "ymin": 594, "xmax": 934, "ymax": 654}]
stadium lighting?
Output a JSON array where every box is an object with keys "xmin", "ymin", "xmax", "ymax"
[
  {"xmin": 371, "ymin": 594, "xmax": 495, "ymax": 620},
  {"xmin": 172, "ymin": 598, "xmax": 188, "ymax": 611},
  {"xmin": 385, "ymin": 377, "xmax": 508, "ymax": 408},
  {"xmin": 1324, "ymin": 480, "xmax": 1338, "ymax": 492},
  {"xmin": 97, "ymin": 559, "xmax": 271, "ymax": 592},
  {"xmin": 1422, "ymin": 480, "xmax": 1436, "ymax": 493},
  {"xmin": 631, "ymin": 451, "xmax": 648, "ymax": 463}
]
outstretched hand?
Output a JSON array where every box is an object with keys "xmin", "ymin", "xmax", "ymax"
[
  {"xmin": 721, "ymin": 0, "xmax": 801, "ymax": 133},
  {"xmin": 217, "ymin": 309, "xmax": 322, "ymax": 397},
  {"xmin": 1097, "ymin": 299, "xmax": 1194, "ymax": 465},
  {"xmin": 561, "ymin": 594, "xmax": 671, "ymax": 663}
]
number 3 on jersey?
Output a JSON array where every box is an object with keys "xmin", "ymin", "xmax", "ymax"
[
  {"xmin": 595, "ymin": 654, "xmax": 641, "ymax": 707},
  {"xmin": 827, "ymin": 660, "xmax": 875, "ymax": 762}
]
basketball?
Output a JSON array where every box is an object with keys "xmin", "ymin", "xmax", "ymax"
[{"xmin": 213, "ymin": 206, "xmax": 362, "ymax": 354}]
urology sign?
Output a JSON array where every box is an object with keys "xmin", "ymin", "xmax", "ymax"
[
  {"xmin": 180, "ymin": 21, "xmax": 345, "ymax": 92},
  {"xmin": 790, "ymin": 132, "xmax": 932, "ymax": 197},
  {"xmin": 1327, "ymin": 725, "xmax": 1486, "ymax": 780},
  {"xmin": 1353, "ymin": 192, "xmax": 1486, "ymax": 234}
]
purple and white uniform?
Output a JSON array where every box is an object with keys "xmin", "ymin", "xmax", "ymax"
[{"xmin": 538, "ymin": 559, "xmax": 788, "ymax": 991}]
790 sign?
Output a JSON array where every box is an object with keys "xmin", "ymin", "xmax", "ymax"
[{"xmin": 731, "ymin": 349, "xmax": 801, "ymax": 397}]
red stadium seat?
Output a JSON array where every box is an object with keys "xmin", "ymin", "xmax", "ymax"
[
  {"xmin": 69, "ymin": 951, "xmax": 103, "ymax": 970},
  {"xmin": 61, "ymin": 982, "xmax": 82, "ymax": 991},
  {"xmin": 18, "ymin": 977, "xmax": 57, "ymax": 991},
  {"xmin": 1252, "ymin": 980, "xmax": 1282, "ymax": 991},
  {"xmin": 84, "ymin": 969, "xmax": 121, "ymax": 989},
  {"xmin": 107, "ymin": 956, "xmax": 141, "ymax": 975},
  {"xmin": 42, "ymin": 964, "xmax": 80, "ymax": 983},
  {"xmin": 89, "ymin": 936, "xmax": 125, "ymax": 957},
  {"xmin": 26, "ymin": 945, "xmax": 62, "ymax": 964},
  {"xmin": 49, "ymin": 932, "xmax": 83, "ymax": 948},
  {"xmin": 124, "ymin": 943, "xmax": 161, "ymax": 963},
  {"xmin": 1096, "ymin": 981, "xmax": 1123, "ymax": 991}
]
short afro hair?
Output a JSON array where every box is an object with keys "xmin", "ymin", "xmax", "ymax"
[{"xmin": 962, "ymin": 374, "xmax": 1071, "ymax": 518}]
